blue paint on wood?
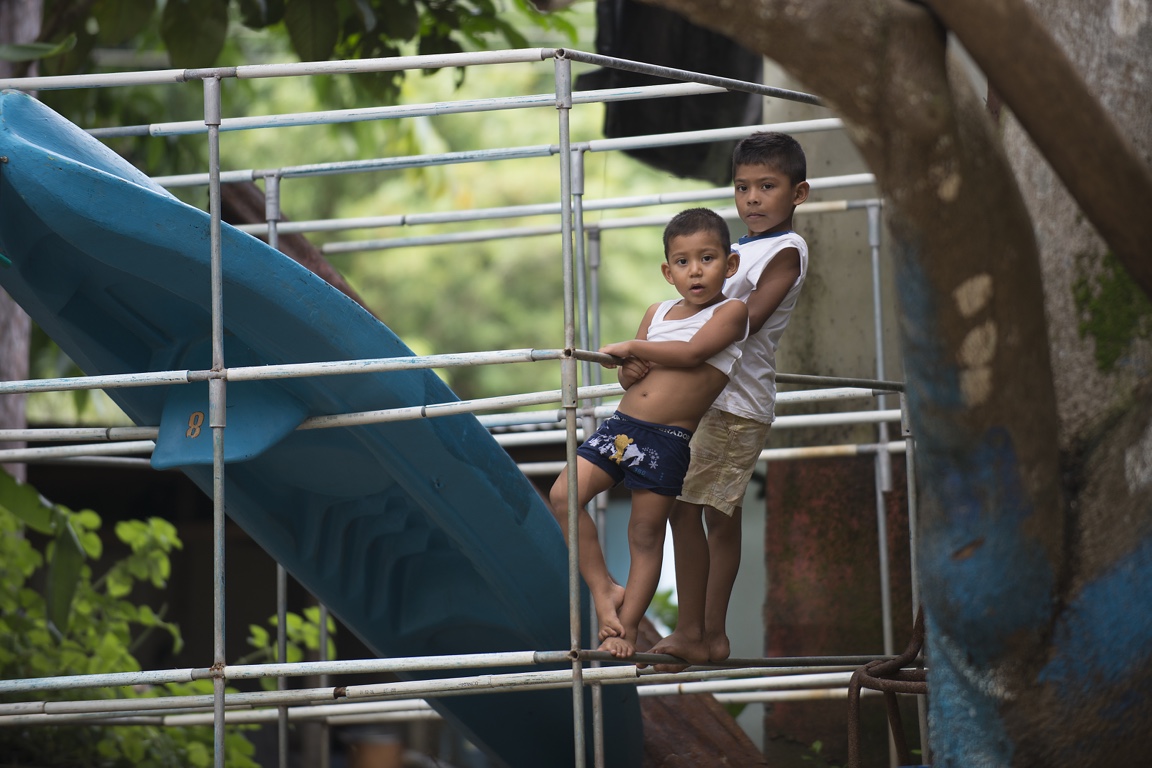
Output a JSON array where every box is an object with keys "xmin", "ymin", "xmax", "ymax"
[{"xmin": 1041, "ymin": 535, "xmax": 1152, "ymax": 693}]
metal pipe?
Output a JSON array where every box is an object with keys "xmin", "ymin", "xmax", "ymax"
[
  {"xmin": 712, "ymin": 688, "xmax": 882, "ymax": 704},
  {"xmin": 553, "ymin": 54, "xmax": 587, "ymax": 768},
  {"xmin": 0, "ymin": 441, "xmax": 155, "ymax": 462},
  {"xmin": 0, "ymin": 48, "xmax": 554, "ymax": 91},
  {"xmin": 105, "ymin": 83, "xmax": 732, "ymax": 139},
  {"xmin": 159, "ymin": 116, "xmax": 843, "ymax": 192},
  {"xmin": 490, "ymin": 410, "xmax": 902, "ymax": 448},
  {"xmin": 276, "ymin": 564, "xmax": 288, "ymax": 768},
  {"xmin": 1, "ymin": 407, "xmax": 906, "ymax": 464},
  {"xmin": 0, "ymin": 348, "xmax": 585, "ymax": 396},
  {"xmin": 0, "ymin": 427, "xmax": 158, "ymax": 442},
  {"xmin": 640, "ymin": 671, "xmax": 854, "ymax": 697},
  {"xmin": 203, "ymin": 75, "xmax": 228, "ymax": 768},
  {"xmin": 317, "ymin": 186, "xmax": 870, "ymax": 255},
  {"xmin": 262, "ymin": 169, "xmax": 290, "ymax": 768},
  {"xmin": 318, "ymin": 599, "xmax": 332, "ymax": 768},
  {"xmin": 519, "ymin": 442, "xmax": 909, "ymax": 475},
  {"xmin": 555, "ymin": 48, "xmax": 823, "ymax": 106},
  {"xmin": 235, "ymin": 189, "xmax": 866, "ymax": 240}
]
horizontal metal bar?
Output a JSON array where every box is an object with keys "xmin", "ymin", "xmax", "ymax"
[
  {"xmin": 0, "ymin": 369, "xmax": 192, "ymax": 396},
  {"xmin": 0, "ymin": 49, "xmax": 554, "ymax": 92},
  {"xmin": 298, "ymin": 383, "xmax": 624, "ymax": 430},
  {"xmin": 640, "ymin": 671, "xmax": 854, "ymax": 697},
  {"xmin": 0, "ymin": 440, "xmax": 155, "ymax": 463},
  {"xmin": 109, "ymin": 82, "xmax": 725, "ymax": 139},
  {"xmin": 234, "ymin": 48, "xmax": 554, "ymax": 80},
  {"xmin": 323, "ymin": 177, "xmax": 876, "ymax": 254},
  {"xmin": 0, "ymin": 427, "xmax": 158, "ymax": 442},
  {"xmin": 556, "ymin": 48, "xmax": 823, "ymax": 106},
  {"xmin": 778, "ymin": 372, "xmax": 904, "ymax": 392},
  {"xmin": 519, "ymin": 440, "xmax": 909, "ymax": 475}
]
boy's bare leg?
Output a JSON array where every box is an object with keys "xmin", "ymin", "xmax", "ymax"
[
  {"xmin": 703, "ymin": 504, "xmax": 742, "ymax": 663},
  {"xmin": 648, "ymin": 500, "xmax": 712, "ymax": 671},
  {"xmin": 600, "ymin": 489, "xmax": 672, "ymax": 660},
  {"xmin": 548, "ymin": 458, "xmax": 625, "ymax": 641}
]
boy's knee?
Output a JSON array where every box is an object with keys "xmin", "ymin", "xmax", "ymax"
[
  {"xmin": 628, "ymin": 520, "xmax": 664, "ymax": 552},
  {"xmin": 548, "ymin": 484, "xmax": 569, "ymax": 520},
  {"xmin": 668, "ymin": 503, "xmax": 703, "ymax": 531}
]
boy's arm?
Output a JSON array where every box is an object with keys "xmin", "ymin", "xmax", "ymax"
[
  {"xmin": 600, "ymin": 301, "xmax": 748, "ymax": 368},
  {"xmin": 602, "ymin": 303, "xmax": 657, "ymax": 389},
  {"xmin": 745, "ymin": 248, "xmax": 801, "ymax": 334}
]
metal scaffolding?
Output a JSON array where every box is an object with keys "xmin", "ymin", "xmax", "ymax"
[{"xmin": 0, "ymin": 46, "xmax": 924, "ymax": 768}]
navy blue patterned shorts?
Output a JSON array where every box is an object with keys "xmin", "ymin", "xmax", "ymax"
[{"xmin": 576, "ymin": 411, "xmax": 693, "ymax": 496}]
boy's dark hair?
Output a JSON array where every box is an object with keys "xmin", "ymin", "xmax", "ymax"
[
  {"xmin": 732, "ymin": 131, "xmax": 807, "ymax": 185},
  {"xmin": 662, "ymin": 208, "xmax": 732, "ymax": 258}
]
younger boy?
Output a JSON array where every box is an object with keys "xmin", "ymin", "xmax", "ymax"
[
  {"xmin": 549, "ymin": 208, "xmax": 748, "ymax": 659},
  {"xmin": 647, "ymin": 132, "xmax": 810, "ymax": 669}
]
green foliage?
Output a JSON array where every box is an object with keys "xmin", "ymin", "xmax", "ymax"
[
  {"xmin": 161, "ymin": 0, "xmax": 231, "ymax": 68},
  {"xmin": 242, "ymin": 606, "xmax": 338, "ymax": 690},
  {"xmin": 36, "ymin": 0, "xmax": 573, "ymax": 102},
  {"xmin": 0, "ymin": 35, "xmax": 76, "ymax": 62},
  {"xmin": 648, "ymin": 587, "xmax": 678, "ymax": 632},
  {"xmin": 0, "ymin": 469, "xmax": 257, "ymax": 767},
  {"xmin": 1072, "ymin": 250, "xmax": 1152, "ymax": 373}
]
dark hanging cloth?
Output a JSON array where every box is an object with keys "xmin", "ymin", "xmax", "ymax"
[{"xmin": 575, "ymin": 0, "xmax": 763, "ymax": 186}]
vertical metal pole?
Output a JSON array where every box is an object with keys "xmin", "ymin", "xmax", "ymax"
[
  {"xmin": 868, "ymin": 202, "xmax": 898, "ymax": 768},
  {"xmin": 554, "ymin": 53, "xmax": 586, "ymax": 768},
  {"xmin": 902, "ymin": 394, "xmax": 929, "ymax": 763},
  {"xmin": 572, "ymin": 149, "xmax": 592, "ymax": 384},
  {"xmin": 276, "ymin": 570, "xmax": 289, "ymax": 767},
  {"xmin": 264, "ymin": 173, "xmax": 291, "ymax": 768},
  {"xmin": 588, "ymin": 230, "xmax": 603, "ymax": 388},
  {"xmin": 570, "ymin": 148, "xmax": 605, "ymax": 768},
  {"xmin": 868, "ymin": 202, "xmax": 894, "ymax": 658},
  {"xmin": 204, "ymin": 76, "xmax": 228, "ymax": 768},
  {"xmin": 869, "ymin": 202, "xmax": 892, "ymax": 492},
  {"xmin": 318, "ymin": 603, "xmax": 332, "ymax": 768}
]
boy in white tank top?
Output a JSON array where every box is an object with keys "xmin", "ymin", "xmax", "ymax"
[
  {"xmin": 549, "ymin": 208, "xmax": 748, "ymax": 659},
  {"xmin": 649, "ymin": 132, "xmax": 811, "ymax": 670}
]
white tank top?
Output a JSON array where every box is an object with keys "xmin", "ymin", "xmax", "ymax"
[{"xmin": 646, "ymin": 298, "xmax": 745, "ymax": 376}]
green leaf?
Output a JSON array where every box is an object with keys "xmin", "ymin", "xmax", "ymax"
[
  {"xmin": 106, "ymin": 567, "xmax": 134, "ymax": 598},
  {"xmin": 45, "ymin": 519, "xmax": 86, "ymax": 633},
  {"xmin": 0, "ymin": 36, "xmax": 77, "ymax": 63},
  {"xmin": 161, "ymin": 0, "xmax": 229, "ymax": 68},
  {"xmin": 0, "ymin": 468, "xmax": 57, "ymax": 534},
  {"xmin": 93, "ymin": 0, "xmax": 156, "ymax": 46},
  {"xmin": 248, "ymin": 624, "xmax": 270, "ymax": 649},
  {"xmin": 237, "ymin": 0, "xmax": 286, "ymax": 27},
  {"xmin": 283, "ymin": 0, "xmax": 339, "ymax": 62},
  {"xmin": 74, "ymin": 508, "xmax": 102, "ymax": 533},
  {"xmin": 378, "ymin": 0, "xmax": 419, "ymax": 40}
]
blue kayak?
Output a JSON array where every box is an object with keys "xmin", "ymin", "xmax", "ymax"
[{"xmin": 0, "ymin": 89, "xmax": 641, "ymax": 767}]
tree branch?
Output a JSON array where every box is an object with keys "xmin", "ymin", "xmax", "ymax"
[{"xmin": 922, "ymin": 0, "xmax": 1152, "ymax": 299}]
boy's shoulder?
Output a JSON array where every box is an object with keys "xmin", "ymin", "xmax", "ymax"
[{"xmin": 734, "ymin": 230, "xmax": 807, "ymax": 260}]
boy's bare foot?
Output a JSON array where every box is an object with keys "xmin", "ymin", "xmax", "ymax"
[
  {"xmin": 599, "ymin": 634, "xmax": 635, "ymax": 659},
  {"xmin": 706, "ymin": 631, "xmax": 731, "ymax": 664},
  {"xmin": 648, "ymin": 630, "xmax": 709, "ymax": 672},
  {"xmin": 593, "ymin": 583, "xmax": 626, "ymax": 642}
]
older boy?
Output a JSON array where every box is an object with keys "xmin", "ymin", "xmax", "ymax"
[
  {"xmin": 648, "ymin": 132, "xmax": 810, "ymax": 668},
  {"xmin": 549, "ymin": 208, "xmax": 748, "ymax": 659}
]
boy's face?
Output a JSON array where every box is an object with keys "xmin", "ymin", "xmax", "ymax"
[
  {"xmin": 662, "ymin": 231, "xmax": 740, "ymax": 307},
  {"xmin": 733, "ymin": 162, "xmax": 810, "ymax": 237}
]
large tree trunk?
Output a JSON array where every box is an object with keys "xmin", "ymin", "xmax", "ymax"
[
  {"xmin": 640, "ymin": 1, "xmax": 1151, "ymax": 765},
  {"xmin": 0, "ymin": 0, "xmax": 40, "ymax": 483}
]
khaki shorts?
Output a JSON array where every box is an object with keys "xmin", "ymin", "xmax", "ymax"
[{"xmin": 678, "ymin": 408, "xmax": 771, "ymax": 516}]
